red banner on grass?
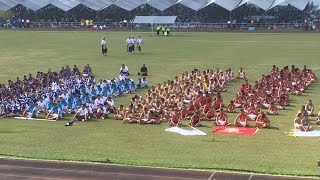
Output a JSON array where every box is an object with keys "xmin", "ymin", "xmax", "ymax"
[{"xmin": 212, "ymin": 126, "xmax": 258, "ymax": 136}]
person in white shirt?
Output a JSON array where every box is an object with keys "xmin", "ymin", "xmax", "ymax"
[
  {"xmin": 136, "ymin": 36, "xmax": 143, "ymax": 53},
  {"xmin": 106, "ymin": 96, "xmax": 115, "ymax": 113},
  {"xmin": 73, "ymin": 104, "xmax": 88, "ymax": 121},
  {"xmin": 101, "ymin": 37, "xmax": 107, "ymax": 56},
  {"xmin": 94, "ymin": 94, "xmax": 105, "ymax": 107},
  {"xmin": 120, "ymin": 64, "xmax": 129, "ymax": 75},
  {"xmin": 126, "ymin": 36, "xmax": 130, "ymax": 53},
  {"xmin": 96, "ymin": 104, "xmax": 109, "ymax": 119}
]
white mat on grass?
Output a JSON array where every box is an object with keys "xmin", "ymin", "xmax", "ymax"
[
  {"xmin": 165, "ymin": 126, "xmax": 206, "ymax": 136},
  {"xmin": 14, "ymin": 117, "xmax": 56, "ymax": 122}
]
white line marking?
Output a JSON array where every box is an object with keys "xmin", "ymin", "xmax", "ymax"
[
  {"xmin": 248, "ymin": 174, "xmax": 253, "ymax": 180},
  {"xmin": 208, "ymin": 171, "xmax": 216, "ymax": 180},
  {"xmin": 0, "ymin": 157, "xmax": 317, "ymax": 179}
]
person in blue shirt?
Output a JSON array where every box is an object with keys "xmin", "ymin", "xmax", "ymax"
[
  {"xmin": 46, "ymin": 103, "xmax": 61, "ymax": 120},
  {"xmin": 22, "ymin": 101, "xmax": 38, "ymax": 118},
  {"xmin": 46, "ymin": 98, "xmax": 54, "ymax": 114},
  {"xmin": 75, "ymin": 96, "xmax": 83, "ymax": 108},
  {"xmin": 102, "ymin": 86, "xmax": 110, "ymax": 97}
]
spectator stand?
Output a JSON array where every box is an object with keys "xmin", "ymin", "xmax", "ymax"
[{"xmin": 132, "ymin": 15, "xmax": 177, "ymax": 36}]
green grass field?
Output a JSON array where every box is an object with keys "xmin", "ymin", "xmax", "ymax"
[{"xmin": 0, "ymin": 31, "xmax": 320, "ymax": 177}]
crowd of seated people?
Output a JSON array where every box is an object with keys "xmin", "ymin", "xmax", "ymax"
[
  {"xmin": 228, "ymin": 65, "xmax": 317, "ymax": 128},
  {"xmin": 294, "ymin": 100, "xmax": 320, "ymax": 132},
  {"xmin": 0, "ymin": 64, "xmax": 148, "ymax": 121},
  {"xmin": 116, "ymin": 68, "xmax": 237, "ymax": 126}
]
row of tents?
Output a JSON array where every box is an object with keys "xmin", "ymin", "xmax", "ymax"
[{"xmin": 0, "ymin": 0, "xmax": 317, "ymax": 12}]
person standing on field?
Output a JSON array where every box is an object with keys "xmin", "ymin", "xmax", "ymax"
[
  {"xmin": 136, "ymin": 36, "xmax": 143, "ymax": 53},
  {"xmin": 101, "ymin": 37, "xmax": 107, "ymax": 56}
]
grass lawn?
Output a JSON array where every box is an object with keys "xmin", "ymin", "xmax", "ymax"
[{"xmin": 0, "ymin": 30, "xmax": 320, "ymax": 177}]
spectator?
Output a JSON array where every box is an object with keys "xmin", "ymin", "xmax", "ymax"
[
  {"xmin": 139, "ymin": 64, "xmax": 148, "ymax": 76},
  {"xmin": 120, "ymin": 64, "xmax": 129, "ymax": 75}
]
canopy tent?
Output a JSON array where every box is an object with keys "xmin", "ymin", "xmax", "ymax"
[
  {"xmin": 0, "ymin": 0, "xmax": 312, "ymax": 12},
  {"xmin": 46, "ymin": 0, "xmax": 77, "ymax": 11},
  {"xmin": 211, "ymin": 0, "xmax": 243, "ymax": 11},
  {"xmin": 133, "ymin": 16, "xmax": 177, "ymax": 24},
  {"xmin": 269, "ymin": 0, "xmax": 286, "ymax": 9},
  {"xmin": 247, "ymin": 0, "xmax": 276, "ymax": 10},
  {"xmin": 147, "ymin": 0, "xmax": 178, "ymax": 11},
  {"xmin": 10, "ymin": 0, "xmax": 48, "ymax": 11},
  {"xmin": 133, "ymin": 16, "xmax": 177, "ymax": 35},
  {"xmin": 0, "ymin": 0, "xmax": 18, "ymax": 11},
  {"xmin": 0, "ymin": 0, "xmax": 14, "ymax": 11},
  {"xmin": 285, "ymin": 0, "xmax": 310, "ymax": 10},
  {"xmin": 176, "ymin": 0, "xmax": 211, "ymax": 11},
  {"xmin": 113, "ymin": 0, "xmax": 147, "ymax": 11}
]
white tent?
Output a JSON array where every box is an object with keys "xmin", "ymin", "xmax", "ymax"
[
  {"xmin": 0, "ymin": 0, "xmax": 312, "ymax": 12},
  {"xmin": 212, "ymin": 0, "xmax": 243, "ymax": 11},
  {"xmin": 0, "ymin": 0, "xmax": 16, "ymax": 11},
  {"xmin": 176, "ymin": 0, "xmax": 211, "ymax": 11},
  {"xmin": 113, "ymin": 0, "xmax": 147, "ymax": 11},
  {"xmin": 247, "ymin": 0, "xmax": 276, "ymax": 10},
  {"xmin": 147, "ymin": 0, "xmax": 178, "ymax": 11},
  {"xmin": 133, "ymin": 16, "xmax": 177, "ymax": 35},
  {"xmin": 133, "ymin": 16, "xmax": 177, "ymax": 24},
  {"xmin": 285, "ymin": 0, "xmax": 310, "ymax": 10},
  {"xmin": 268, "ymin": 0, "xmax": 286, "ymax": 10}
]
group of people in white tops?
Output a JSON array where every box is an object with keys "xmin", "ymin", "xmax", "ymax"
[
  {"xmin": 294, "ymin": 100, "xmax": 320, "ymax": 132},
  {"xmin": 126, "ymin": 36, "xmax": 143, "ymax": 54}
]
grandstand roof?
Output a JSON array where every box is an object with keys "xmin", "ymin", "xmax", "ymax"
[{"xmin": 0, "ymin": 0, "xmax": 313, "ymax": 12}]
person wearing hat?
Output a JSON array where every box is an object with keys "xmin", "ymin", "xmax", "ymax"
[{"xmin": 101, "ymin": 37, "xmax": 107, "ymax": 56}]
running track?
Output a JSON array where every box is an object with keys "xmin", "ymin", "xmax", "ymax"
[{"xmin": 0, "ymin": 158, "xmax": 318, "ymax": 180}]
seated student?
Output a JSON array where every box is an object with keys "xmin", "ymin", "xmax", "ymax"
[
  {"xmin": 73, "ymin": 104, "xmax": 88, "ymax": 121},
  {"xmin": 190, "ymin": 108, "xmax": 202, "ymax": 127},
  {"xmin": 226, "ymin": 100, "xmax": 236, "ymax": 113},
  {"xmin": 247, "ymin": 103, "xmax": 258, "ymax": 120},
  {"xmin": 203, "ymin": 102, "xmax": 215, "ymax": 120},
  {"xmin": 22, "ymin": 101, "xmax": 38, "ymax": 118},
  {"xmin": 0, "ymin": 103, "xmax": 5, "ymax": 116},
  {"xmin": 114, "ymin": 105, "xmax": 125, "ymax": 120},
  {"xmin": 255, "ymin": 112, "xmax": 270, "ymax": 128},
  {"xmin": 316, "ymin": 111, "xmax": 320, "ymax": 125},
  {"xmin": 215, "ymin": 109, "xmax": 229, "ymax": 126},
  {"xmin": 106, "ymin": 96, "xmax": 115, "ymax": 113},
  {"xmin": 82, "ymin": 65, "xmax": 90, "ymax": 78},
  {"xmin": 96, "ymin": 104, "xmax": 108, "ymax": 119},
  {"xmin": 305, "ymin": 100, "xmax": 314, "ymax": 116},
  {"xmin": 234, "ymin": 109, "xmax": 249, "ymax": 127},
  {"xmin": 169, "ymin": 109, "xmax": 181, "ymax": 126},
  {"xmin": 145, "ymin": 109, "xmax": 162, "ymax": 124},
  {"xmin": 299, "ymin": 112, "xmax": 312, "ymax": 132},
  {"xmin": 236, "ymin": 67, "xmax": 246, "ymax": 79},
  {"xmin": 139, "ymin": 64, "xmax": 148, "ymax": 76},
  {"xmin": 46, "ymin": 103, "xmax": 61, "ymax": 120},
  {"xmin": 123, "ymin": 106, "xmax": 139, "ymax": 124},
  {"xmin": 180, "ymin": 105, "xmax": 189, "ymax": 120},
  {"xmin": 267, "ymin": 102, "xmax": 278, "ymax": 115},
  {"xmin": 120, "ymin": 64, "xmax": 129, "ymax": 76},
  {"xmin": 212, "ymin": 97, "xmax": 222, "ymax": 112}
]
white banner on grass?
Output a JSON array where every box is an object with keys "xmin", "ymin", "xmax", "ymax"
[{"xmin": 165, "ymin": 126, "xmax": 206, "ymax": 136}]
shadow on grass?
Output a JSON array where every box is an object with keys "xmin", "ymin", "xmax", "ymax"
[{"xmin": 266, "ymin": 126, "xmax": 280, "ymax": 130}]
